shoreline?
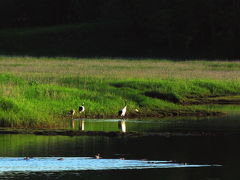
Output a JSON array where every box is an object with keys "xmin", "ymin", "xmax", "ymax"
[
  {"xmin": 68, "ymin": 111, "xmax": 224, "ymax": 120},
  {"xmin": 0, "ymin": 123, "xmax": 238, "ymax": 137},
  {"xmin": 62, "ymin": 95, "xmax": 240, "ymax": 123}
]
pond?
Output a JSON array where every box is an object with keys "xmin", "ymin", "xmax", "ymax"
[
  {"xmin": 67, "ymin": 113, "xmax": 240, "ymax": 134},
  {"xmin": 1, "ymin": 112, "xmax": 240, "ymax": 179}
]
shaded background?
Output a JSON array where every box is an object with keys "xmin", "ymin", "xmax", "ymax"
[{"xmin": 0, "ymin": 0, "xmax": 239, "ymax": 59}]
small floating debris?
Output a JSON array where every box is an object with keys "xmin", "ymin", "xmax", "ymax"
[
  {"xmin": 23, "ymin": 157, "xmax": 30, "ymax": 160},
  {"xmin": 57, "ymin": 158, "xmax": 64, "ymax": 160},
  {"xmin": 95, "ymin": 154, "xmax": 102, "ymax": 159}
]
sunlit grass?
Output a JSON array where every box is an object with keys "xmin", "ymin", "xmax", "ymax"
[
  {"xmin": 0, "ymin": 56, "xmax": 240, "ymax": 80},
  {"xmin": 0, "ymin": 56, "xmax": 240, "ymax": 128}
]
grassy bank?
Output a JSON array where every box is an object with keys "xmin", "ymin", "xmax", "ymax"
[{"xmin": 0, "ymin": 56, "xmax": 240, "ymax": 128}]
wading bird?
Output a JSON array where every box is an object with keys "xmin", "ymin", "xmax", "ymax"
[
  {"xmin": 68, "ymin": 109, "xmax": 75, "ymax": 119},
  {"xmin": 79, "ymin": 103, "xmax": 85, "ymax": 113},
  {"xmin": 118, "ymin": 102, "xmax": 127, "ymax": 118}
]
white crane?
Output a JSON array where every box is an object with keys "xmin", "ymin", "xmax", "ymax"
[
  {"xmin": 79, "ymin": 103, "xmax": 85, "ymax": 113},
  {"xmin": 118, "ymin": 101, "xmax": 127, "ymax": 118}
]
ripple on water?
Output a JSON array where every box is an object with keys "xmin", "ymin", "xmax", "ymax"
[{"xmin": 0, "ymin": 157, "xmax": 221, "ymax": 173}]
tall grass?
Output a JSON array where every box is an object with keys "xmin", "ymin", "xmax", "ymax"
[
  {"xmin": 0, "ymin": 56, "xmax": 240, "ymax": 127},
  {"xmin": 1, "ymin": 56, "xmax": 240, "ymax": 80}
]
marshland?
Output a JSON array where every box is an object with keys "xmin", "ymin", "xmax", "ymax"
[
  {"xmin": 1, "ymin": 1, "xmax": 240, "ymax": 179},
  {"xmin": 0, "ymin": 56, "xmax": 240, "ymax": 128}
]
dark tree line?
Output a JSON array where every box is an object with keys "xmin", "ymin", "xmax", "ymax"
[{"xmin": 1, "ymin": 0, "xmax": 240, "ymax": 58}]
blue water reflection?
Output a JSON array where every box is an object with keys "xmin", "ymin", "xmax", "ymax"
[{"xmin": 0, "ymin": 157, "xmax": 218, "ymax": 173}]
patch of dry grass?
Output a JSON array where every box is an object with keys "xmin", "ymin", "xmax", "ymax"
[{"xmin": 0, "ymin": 56, "xmax": 240, "ymax": 80}]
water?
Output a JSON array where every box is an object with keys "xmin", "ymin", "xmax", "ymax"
[
  {"xmin": 0, "ymin": 157, "xmax": 214, "ymax": 172},
  {"xmin": 1, "ymin": 113, "xmax": 240, "ymax": 179},
  {"xmin": 68, "ymin": 113, "xmax": 240, "ymax": 133}
]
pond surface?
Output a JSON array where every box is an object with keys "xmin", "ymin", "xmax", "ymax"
[
  {"xmin": 1, "ymin": 113, "xmax": 240, "ymax": 179},
  {"xmin": 0, "ymin": 157, "xmax": 215, "ymax": 172},
  {"xmin": 67, "ymin": 113, "xmax": 240, "ymax": 133}
]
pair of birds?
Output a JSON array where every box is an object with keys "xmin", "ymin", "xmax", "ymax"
[
  {"xmin": 69, "ymin": 103, "xmax": 85, "ymax": 117},
  {"xmin": 69, "ymin": 102, "xmax": 130, "ymax": 118}
]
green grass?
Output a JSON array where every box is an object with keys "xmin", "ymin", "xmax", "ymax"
[{"xmin": 0, "ymin": 56, "xmax": 240, "ymax": 128}]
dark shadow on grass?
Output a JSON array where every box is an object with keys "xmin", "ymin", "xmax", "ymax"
[{"xmin": 144, "ymin": 91, "xmax": 180, "ymax": 103}]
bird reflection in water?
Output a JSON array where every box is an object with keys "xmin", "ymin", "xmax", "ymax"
[
  {"xmin": 70, "ymin": 120, "xmax": 85, "ymax": 131},
  {"xmin": 118, "ymin": 120, "xmax": 126, "ymax": 133},
  {"xmin": 70, "ymin": 120, "xmax": 126, "ymax": 132},
  {"xmin": 79, "ymin": 120, "xmax": 84, "ymax": 131}
]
